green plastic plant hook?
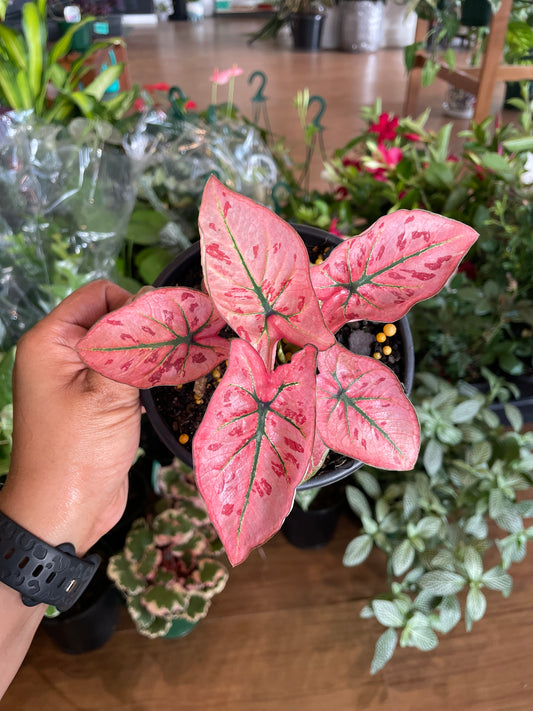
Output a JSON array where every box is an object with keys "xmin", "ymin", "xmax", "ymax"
[
  {"xmin": 271, "ymin": 181, "xmax": 291, "ymax": 214},
  {"xmin": 248, "ymin": 70, "xmax": 268, "ymax": 103},
  {"xmin": 168, "ymin": 85, "xmax": 187, "ymax": 119},
  {"xmin": 308, "ymin": 94, "xmax": 326, "ymax": 132}
]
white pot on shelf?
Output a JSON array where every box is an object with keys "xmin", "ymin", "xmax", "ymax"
[
  {"xmin": 321, "ymin": 5, "xmax": 341, "ymax": 49},
  {"xmin": 381, "ymin": 1, "xmax": 417, "ymax": 48},
  {"xmin": 339, "ymin": 0, "xmax": 384, "ymax": 53}
]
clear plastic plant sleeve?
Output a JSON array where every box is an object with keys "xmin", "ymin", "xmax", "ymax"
[{"xmin": 0, "ymin": 112, "xmax": 137, "ymax": 350}]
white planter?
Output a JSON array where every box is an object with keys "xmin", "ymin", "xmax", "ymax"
[
  {"xmin": 202, "ymin": 0, "xmax": 215, "ymax": 15},
  {"xmin": 381, "ymin": 1, "xmax": 417, "ymax": 48},
  {"xmin": 442, "ymin": 87, "xmax": 476, "ymax": 119},
  {"xmin": 321, "ymin": 5, "xmax": 341, "ymax": 49},
  {"xmin": 187, "ymin": 0, "xmax": 204, "ymax": 20},
  {"xmin": 340, "ymin": 0, "xmax": 384, "ymax": 53}
]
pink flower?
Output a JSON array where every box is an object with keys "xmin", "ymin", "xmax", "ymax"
[
  {"xmin": 378, "ymin": 144, "xmax": 403, "ymax": 168},
  {"xmin": 133, "ymin": 97, "xmax": 146, "ymax": 112},
  {"xmin": 369, "ymin": 113, "xmax": 399, "ymax": 142},
  {"xmin": 447, "ymin": 155, "xmax": 460, "ymax": 163},
  {"xmin": 143, "ymin": 82, "xmax": 170, "ymax": 92},
  {"xmin": 364, "ymin": 144, "xmax": 403, "ymax": 182},
  {"xmin": 403, "ymin": 132, "xmax": 421, "ymax": 142},
  {"xmin": 210, "ymin": 65, "xmax": 243, "ymax": 85}
]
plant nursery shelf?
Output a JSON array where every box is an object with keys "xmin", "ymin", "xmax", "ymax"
[{"xmin": 404, "ymin": 0, "xmax": 533, "ymax": 123}]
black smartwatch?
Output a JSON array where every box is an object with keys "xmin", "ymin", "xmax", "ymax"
[{"xmin": 0, "ymin": 511, "xmax": 101, "ymax": 612}]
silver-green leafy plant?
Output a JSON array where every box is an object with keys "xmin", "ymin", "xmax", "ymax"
[
  {"xmin": 343, "ymin": 370, "xmax": 533, "ymax": 673},
  {"xmin": 107, "ymin": 461, "xmax": 229, "ymax": 638}
]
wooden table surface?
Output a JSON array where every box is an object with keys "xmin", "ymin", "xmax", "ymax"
[{"xmin": 2, "ymin": 512, "xmax": 533, "ymax": 710}]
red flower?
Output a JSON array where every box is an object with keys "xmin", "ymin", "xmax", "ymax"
[
  {"xmin": 446, "ymin": 155, "xmax": 460, "ymax": 163},
  {"xmin": 328, "ymin": 218, "xmax": 346, "ymax": 239},
  {"xmin": 133, "ymin": 97, "xmax": 146, "ymax": 112},
  {"xmin": 184, "ymin": 100, "xmax": 197, "ymax": 111},
  {"xmin": 403, "ymin": 132, "xmax": 421, "ymax": 142},
  {"xmin": 335, "ymin": 186, "xmax": 349, "ymax": 200},
  {"xmin": 342, "ymin": 157, "xmax": 360, "ymax": 168},
  {"xmin": 458, "ymin": 261, "xmax": 477, "ymax": 280},
  {"xmin": 143, "ymin": 82, "xmax": 171, "ymax": 92},
  {"xmin": 369, "ymin": 113, "xmax": 399, "ymax": 142}
]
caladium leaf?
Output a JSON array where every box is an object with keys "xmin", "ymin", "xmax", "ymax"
[
  {"xmin": 310, "ymin": 210, "xmax": 479, "ymax": 332},
  {"xmin": 77, "ymin": 287, "xmax": 229, "ymax": 388},
  {"xmin": 193, "ymin": 338, "xmax": 317, "ymax": 566},
  {"xmin": 316, "ymin": 344, "xmax": 420, "ymax": 470},
  {"xmin": 198, "ymin": 175, "xmax": 335, "ymax": 369},
  {"xmin": 302, "ymin": 432, "xmax": 330, "ymax": 482}
]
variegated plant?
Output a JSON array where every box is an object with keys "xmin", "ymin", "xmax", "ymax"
[
  {"xmin": 79, "ymin": 175, "xmax": 478, "ymax": 565},
  {"xmin": 107, "ymin": 462, "xmax": 228, "ymax": 639}
]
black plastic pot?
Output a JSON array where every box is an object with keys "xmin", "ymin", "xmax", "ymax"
[
  {"xmin": 461, "ymin": 0, "xmax": 492, "ymax": 27},
  {"xmin": 169, "ymin": 0, "xmax": 188, "ymax": 20},
  {"xmin": 290, "ymin": 13, "xmax": 325, "ymax": 51},
  {"xmin": 281, "ymin": 490, "xmax": 345, "ymax": 549},
  {"xmin": 473, "ymin": 374, "xmax": 533, "ymax": 426},
  {"xmin": 141, "ymin": 224, "xmax": 415, "ymax": 492},
  {"xmin": 41, "ymin": 549, "xmax": 120, "ymax": 654}
]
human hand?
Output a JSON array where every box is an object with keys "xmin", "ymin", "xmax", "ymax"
[{"xmin": 0, "ymin": 280, "xmax": 142, "ymax": 555}]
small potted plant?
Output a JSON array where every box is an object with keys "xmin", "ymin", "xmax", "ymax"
[
  {"xmin": 107, "ymin": 460, "xmax": 229, "ymax": 638},
  {"xmin": 248, "ymin": 0, "xmax": 332, "ymax": 50},
  {"xmin": 77, "ymin": 175, "xmax": 478, "ymax": 566},
  {"xmin": 343, "ymin": 370, "xmax": 533, "ymax": 672}
]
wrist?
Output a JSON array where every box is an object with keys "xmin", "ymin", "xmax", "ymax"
[
  {"xmin": 0, "ymin": 509, "xmax": 101, "ymax": 612},
  {"xmin": 0, "ymin": 483, "xmax": 87, "ymax": 556}
]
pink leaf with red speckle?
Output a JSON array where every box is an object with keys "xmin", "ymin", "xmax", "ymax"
[
  {"xmin": 198, "ymin": 175, "xmax": 335, "ymax": 369},
  {"xmin": 310, "ymin": 210, "xmax": 479, "ymax": 332},
  {"xmin": 77, "ymin": 287, "xmax": 229, "ymax": 388},
  {"xmin": 301, "ymin": 432, "xmax": 329, "ymax": 482},
  {"xmin": 316, "ymin": 344, "xmax": 420, "ymax": 471},
  {"xmin": 193, "ymin": 339, "xmax": 317, "ymax": 565}
]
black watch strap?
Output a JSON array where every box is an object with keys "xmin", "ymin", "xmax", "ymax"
[{"xmin": 0, "ymin": 510, "xmax": 101, "ymax": 612}]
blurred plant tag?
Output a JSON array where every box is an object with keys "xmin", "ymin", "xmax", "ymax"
[{"xmin": 63, "ymin": 5, "xmax": 82, "ymax": 22}]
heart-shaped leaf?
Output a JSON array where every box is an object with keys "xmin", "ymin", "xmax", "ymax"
[
  {"xmin": 310, "ymin": 210, "xmax": 479, "ymax": 332},
  {"xmin": 316, "ymin": 344, "xmax": 420, "ymax": 470},
  {"xmin": 199, "ymin": 175, "xmax": 335, "ymax": 369},
  {"xmin": 193, "ymin": 339, "xmax": 317, "ymax": 565},
  {"xmin": 77, "ymin": 287, "xmax": 229, "ymax": 388}
]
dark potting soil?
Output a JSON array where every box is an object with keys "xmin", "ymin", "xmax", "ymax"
[{"xmin": 151, "ymin": 319, "xmax": 405, "ymax": 457}]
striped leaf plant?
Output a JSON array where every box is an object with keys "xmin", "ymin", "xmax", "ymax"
[
  {"xmin": 0, "ymin": 0, "xmax": 136, "ymax": 123},
  {"xmin": 77, "ymin": 175, "xmax": 478, "ymax": 566}
]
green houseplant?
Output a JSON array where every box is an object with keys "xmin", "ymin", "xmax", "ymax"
[
  {"xmin": 343, "ymin": 370, "xmax": 533, "ymax": 672},
  {"xmin": 107, "ymin": 460, "xmax": 229, "ymax": 638},
  {"xmin": 77, "ymin": 176, "xmax": 477, "ymax": 566},
  {"xmin": 283, "ymin": 100, "xmax": 533, "ymax": 386},
  {"xmin": 0, "ymin": 0, "xmax": 136, "ymax": 123}
]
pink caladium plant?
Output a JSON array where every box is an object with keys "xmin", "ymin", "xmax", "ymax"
[{"xmin": 77, "ymin": 175, "xmax": 478, "ymax": 566}]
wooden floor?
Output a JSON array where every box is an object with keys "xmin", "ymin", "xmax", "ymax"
[
  {"xmin": 123, "ymin": 17, "xmax": 509, "ymax": 190},
  {"xmin": 2, "ymin": 19, "xmax": 532, "ymax": 711},
  {"xmin": 3, "ymin": 512, "xmax": 533, "ymax": 710}
]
